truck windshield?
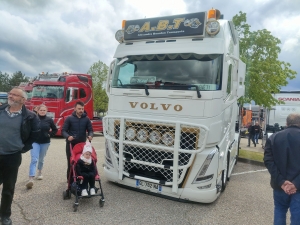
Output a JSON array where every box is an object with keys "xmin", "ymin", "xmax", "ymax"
[
  {"xmin": 32, "ymin": 85, "xmax": 64, "ymax": 99},
  {"xmin": 0, "ymin": 98, "xmax": 7, "ymax": 104},
  {"xmin": 112, "ymin": 54, "xmax": 223, "ymax": 91}
]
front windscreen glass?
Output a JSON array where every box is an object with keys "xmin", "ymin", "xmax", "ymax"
[
  {"xmin": 32, "ymin": 85, "xmax": 64, "ymax": 99},
  {"xmin": 112, "ymin": 54, "xmax": 223, "ymax": 91},
  {"xmin": 0, "ymin": 98, "xmax": 7, "ymax": 104},
  {"xmin": 26, "ymin": 91, "xmax": 32, "ymax": 99}
]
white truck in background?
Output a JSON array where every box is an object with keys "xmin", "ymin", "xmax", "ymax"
[
  {"xmin": 265, "ymin": 91, "xmax": 300, "ymax": 133},
  {"xmin": 261, "ymin": 91, "xmax": 300, "ymax": 148},
  {"xmin": 103, "ymin": 8, "xmax": 246, "ymax": 203}
]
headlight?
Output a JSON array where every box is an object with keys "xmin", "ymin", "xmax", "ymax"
[
  {"xmin": 137, "ymin": 129, "xmax": 149, "ymax": 142},
  {"xmin": 161, "ymin": 132, "xmax": 175, "ymax": 146},
  {"xmin": 115, "ymin": 30, "xmax": 124, "ymax": 43},
  {"xmin": 206, "ymin": 20, "xmax": 220, "ymax": 36},
  {"xmin": 149, "ymin": 130, "xmax": 161, "ymax": 144},
  {"xmin": 125, "ymin": 127, "xmax": 136, "ymax": 141}
]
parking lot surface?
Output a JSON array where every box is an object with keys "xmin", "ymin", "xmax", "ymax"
[{"xmin": 1, "ymin": 135, "xmax": 288, "ymax": 224}]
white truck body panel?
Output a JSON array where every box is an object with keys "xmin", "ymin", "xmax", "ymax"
[
  {"xmin": 103, "ymin": 12, "xmax": 245, "ymax": 203},
  {"xmin": 268, "ymin": 92, "xmax": 300, "ymax": 127}
]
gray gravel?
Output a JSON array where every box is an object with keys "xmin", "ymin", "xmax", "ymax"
[{"xmin": 0, "ymin": 134, "xmax": 290, "ymax": 224}]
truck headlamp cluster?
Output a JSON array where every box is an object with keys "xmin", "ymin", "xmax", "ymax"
[
  {"xmin": 206, "ymin": 20, "xmax": 220, "ymax": 36},
  {"xmin": 137, "ymin": 129, "xmax": 149, "ymax": 142},
  {"xmin": 206, "ymin": 8, "xmax": 221, "ymax": 36},
  {"xmin": 161, "ymin": 132, "xmax": 175, "ymax": 146},
  {"xmin": 115, "ymin": 30, "xmax": 124, "ymax": 43},
  {"xmin": 125, "ymin": 127, "xmax": 136, "ymax": 141},
  {"xmin": 149, "ymin": 130, "xmax": 161, "ymax": 144}
]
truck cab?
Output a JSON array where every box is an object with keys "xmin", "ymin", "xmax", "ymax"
[
  {"xmin": 25, "ymin": 73, "xmax": 103, "ymax": 135},
  {"xmin": 0, "ymin": 92, "xmax": 8, "ymax": 104},
  {"xmin": 103, "ymin": 9, "xmax": 245, "ymax": 203}
]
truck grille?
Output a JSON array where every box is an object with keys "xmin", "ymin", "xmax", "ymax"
[{"xmin": 104, "ymin": 117, "xmax": 208, "ymax": 184}]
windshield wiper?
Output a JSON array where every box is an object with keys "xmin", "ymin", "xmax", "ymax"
[{"xmin": 145, "ymin": 84, "xmax": 149, "ymax": 96}]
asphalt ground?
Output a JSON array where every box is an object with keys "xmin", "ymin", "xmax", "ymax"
[{"xmin": 0, "ymin": 135, "xmax": 290, "ymax": 225}]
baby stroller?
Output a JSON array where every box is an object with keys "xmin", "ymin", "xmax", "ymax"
[{"xmin": 62, "ymin": 142, "xmax": 105, "ymax": 212}]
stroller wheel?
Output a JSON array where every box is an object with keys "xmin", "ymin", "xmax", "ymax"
[
  {"xmin": 63, "ymin": 190, "xmax": 71, "ymax": 200},
  {"xmin": 99, "ymin": 198, "xmax": 105, "ymax": 207},
  {"xmin": 73, "ymin": 203, "xmax": 78, "ymax": 212}
]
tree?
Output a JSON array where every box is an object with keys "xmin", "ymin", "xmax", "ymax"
[
  {"xmin": 87, "ymin": 60, "xmax": 109, "ymax": 114},
  {"xmin": 0, "ymin": 71, "xmax": 11, "ymax": 92},
  {"xmin": 9, "ymin": 71, "xmax": 30, "ymax": 88},
  {"xmin": 233, "ymin": 12, "xmax": 297, "ymax": 108}
]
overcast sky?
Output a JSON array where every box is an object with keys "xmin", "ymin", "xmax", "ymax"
[{"xmin": 0, "ymin": 0, "xmax": 299, "ymax": 90}]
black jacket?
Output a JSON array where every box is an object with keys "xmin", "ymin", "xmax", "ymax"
[
  {"xmin": 0, "ymin": 104, "xmax": 40, "ymax": 152},
  {"xmin": 76, "ymin": 159, "xmax": 96, "ymax": 176},
  {"xmin": 36, "ymin": 115, "xmax": 58, "ymax": 144},
  {"xmin": 61, "ymin": 111, "xmax": 93, "ymax": 144},
  {"xmin": 264, "ymin": 126, "xmax": 300, "ymax": 190},
  {"xmin": 253, "ymin": 125, "xmax": 260, "ymax": 134}
]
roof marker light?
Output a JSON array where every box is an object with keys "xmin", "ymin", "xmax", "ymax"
[{"xmin": 122, "ymin": 20, "xmax": 126, "ymax": 29}]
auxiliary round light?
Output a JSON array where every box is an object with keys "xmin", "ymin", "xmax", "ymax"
[
  {"xmin": 149, "ymin": 130, "xmax": 161, "ymax": 144},
  {"xmin": 115, "ymin": 30, "xmax": 124, "ymax": 43},
  {"xmin": 206, "ymin": 20, "xmax": 220, "ymax": 36},
  {"xmin": 161, "ymin": 132, "xmax": 175, "ymax": 146},
  {"xmin": 125, "ymin": 127, "xmax": 136, "ymax": 141},
  {"xmin": 137, "ymin": 129, "xmax": 149, "ymax": 142}
]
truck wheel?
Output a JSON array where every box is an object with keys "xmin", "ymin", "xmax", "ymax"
[{"xmin": 221, "ymin": 153, "xmax": 229, "ymax": 192}]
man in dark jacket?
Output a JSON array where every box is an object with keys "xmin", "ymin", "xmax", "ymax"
[
  {"xmin": 0, "ymin": 87, "xmax": 40, "ymax": 225},
  {"xmin": 247, "ymin": 122, "xmax": 256, "ymax": 147},
  {"xmin": 264, "ymin": 113, "xmax": 300, "ymax": 224},
  {"xmin": 62, "ymin": 101, "xmax": 93, "ymax": 180}
]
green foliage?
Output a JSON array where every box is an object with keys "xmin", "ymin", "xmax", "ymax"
[
  {"xmin": 233, "ymin": 12, "xmax": 297, "ymax": 108},
  {"xmin": 0, "ymin": 71, "xmax": 11, "ymax": 92},
  {"xmin": 87, "ymin": 61, "xmax": 109, "ymax": 113},
  {"xmin": 239, "ymin": 149, "xmax": 263, "ymax": 162},
  {"xmin": 0, "ymin": 71, "xmax": 30, "ymax": 92}
]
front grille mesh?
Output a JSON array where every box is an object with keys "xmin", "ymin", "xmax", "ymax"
[{"xmin": 104, "ymin": 117, "xmax": 207, "ymax": 183}]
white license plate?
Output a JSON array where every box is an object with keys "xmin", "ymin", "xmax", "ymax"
[{"xmin": 136, "ymin": 180, "xmax": 162, "ymax": 192}]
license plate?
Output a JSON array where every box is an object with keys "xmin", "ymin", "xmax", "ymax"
[{"xmin": 136, "ymin": 180, "xmax": 162, "ymax": 192}]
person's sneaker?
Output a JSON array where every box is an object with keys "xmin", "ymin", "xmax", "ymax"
[
  {"xmin": 90, "ymin": 188, "xmax": 96, "ymax": 195},
  {"xmin": 246, "ymin": 145, "xmax": 250, "ymax": 147},
  {"xmin": 26, "ymin": 179, "xmax": 34, "ymax": 189},
  {"xmin": 81, "ymin": 189, "xmax": 88, "ymax": 196},
  {"xmin": 37, "ymin": 174, "xmax": 43, "ymax": 180},
  {"xmin": 254, "ymin": 143, "xmax": 256, "ymax": 147},
  {"xmin": 1, "ymin": 217, "xmax": 12, "ymax": 225}
]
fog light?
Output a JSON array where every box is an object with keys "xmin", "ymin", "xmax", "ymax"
[{"xmin": 197, "ymin": 184, "xmax": 212, "ymax": 189}]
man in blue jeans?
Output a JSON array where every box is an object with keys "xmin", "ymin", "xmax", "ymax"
[{"xmin": 264, "ymin": 113, "xmax": 300, "ymax": 225}]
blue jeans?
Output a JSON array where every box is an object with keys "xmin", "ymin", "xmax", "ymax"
[
  {"xmin": 254, "ymin": 133, "xmax": 259, "ymax": 144},
  {"xmin": 273, "ymin": 189, "xmax": 300, "ymax": 225},
  {"xmin": 29, "ymin": 142, "xmax": 50, "ymax": 177}
]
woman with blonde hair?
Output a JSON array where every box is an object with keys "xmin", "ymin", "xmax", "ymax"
[{"xmin": 26, "ymin": 105, "xmax": 58, "ymax": 189}]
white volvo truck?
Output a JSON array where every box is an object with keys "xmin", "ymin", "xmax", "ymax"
[{"xmin": 103, "ymin": 9, "xmax": 246, "ymax": 203}]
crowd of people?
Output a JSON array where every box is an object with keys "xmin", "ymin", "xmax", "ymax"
[
  {"xmin": 0, "ymin": 87, "xmax": 94, "ymax": 225},
  {"xmin": 0, "ymin": 87, "xmax": 300, "ymax": 225}
]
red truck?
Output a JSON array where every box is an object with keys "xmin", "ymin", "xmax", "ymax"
[
  {"xmin": 18, "ymin": 81, "xmax": 34, "ymax": 100},
  {"xmin": 25, "ymin": 72, "xmax": 103, "ymax": 136}
]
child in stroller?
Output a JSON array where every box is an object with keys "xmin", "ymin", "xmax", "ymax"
[
  {"xmin": 76, "ymin": 142, "xmax": 96, "ymax": 196},
  {"xmin": 63, "ymin": 141, "xmax": 105, "ymax": 211}
]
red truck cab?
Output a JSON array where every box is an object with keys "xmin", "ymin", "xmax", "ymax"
[
  {"xmin": 25, "ymin": 72, "xmax": 103, "ymax": 136},
  {"xmin": 18, "ymin": 82, "xmax": 33, "ymax": 101}
]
